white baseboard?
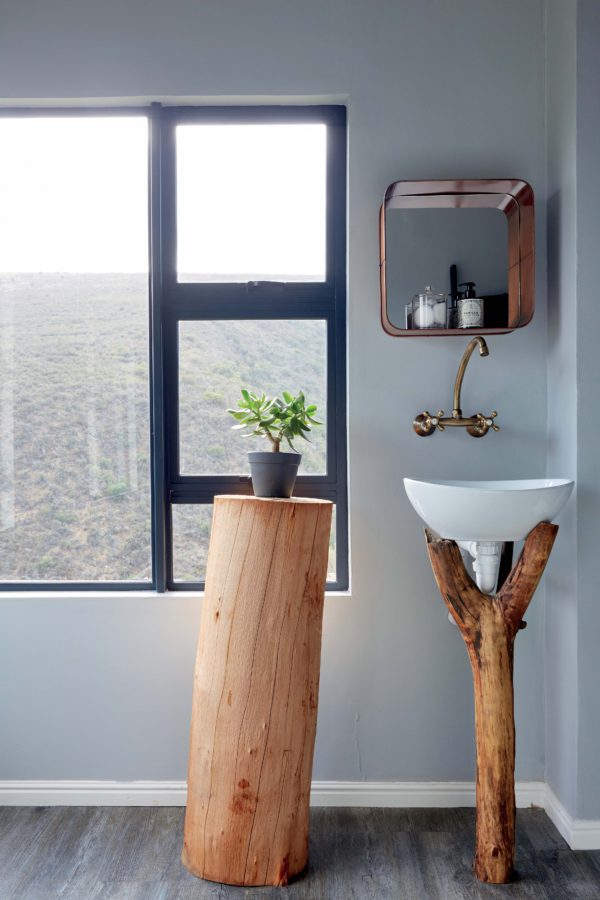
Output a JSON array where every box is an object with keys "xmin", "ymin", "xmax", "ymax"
[
  {"xmin": 0, "ymin": 778, "xmax": 543, "ymax": 809},
  {"xmin": 0, "ymin": 779, "xmax": 598, "ymax": 850},
  {"xmin": 543, "ymin": 784, "xmax": 600, "ymax": 851},
  {"xmin": 310, "ymin": 779, "xmax": 545, "ymax": 809},
  {"xmin": 0, "ymin": 780, "xmax": 187, "ymax": 807}
]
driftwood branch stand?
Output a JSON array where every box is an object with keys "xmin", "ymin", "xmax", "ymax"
[
  {"xmin": 425, "ymin": 522, "xmax": 558, "ymax": 883},
  {"xmin": 182, "ymin": 495, "xmax": 332, "ymax": 887}
]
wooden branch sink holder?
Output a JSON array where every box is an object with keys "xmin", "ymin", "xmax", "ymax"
[{"xmin": 425, "ymin": 522, "xmax": 558, "ymax": 884}]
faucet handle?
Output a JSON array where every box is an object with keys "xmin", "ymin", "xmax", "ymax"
[
  {"xmin": 433, "ymin": 411, "xmax": 445, "ymax": 432},
  {"xmin": 413, "ymin": 411, "xmax": 437, "ymax": 437},
  {"xmin": 467, "ymin": 411, "xmax": 499, "ymax": 438},
  {"xmin": 487, "ymin": 411, "xmax": 500, "ymax": 432}
]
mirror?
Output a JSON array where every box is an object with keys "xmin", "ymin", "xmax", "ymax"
[{"xmin": 379, "ymin": 179, "xmax": 534, "ymax": 336}]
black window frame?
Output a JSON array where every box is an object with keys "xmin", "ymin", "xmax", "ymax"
[{"xmin": 0, "ymin": 103, "xmax": 348, "ymax": 592}]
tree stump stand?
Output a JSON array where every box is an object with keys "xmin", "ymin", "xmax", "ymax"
[
  {"xmin": 182, "ymin": 495, "xmax": 333, "ymax": 887},
  {"xmin": 425, "ymin": 522, "xmax": 558, "ymax": 884}
]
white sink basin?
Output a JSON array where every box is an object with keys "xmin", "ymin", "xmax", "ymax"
[{"xmin": 403, "ymin": 478, "xmax": 574, "ymax": 543}]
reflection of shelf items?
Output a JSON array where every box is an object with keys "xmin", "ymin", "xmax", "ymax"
[
  {"xmin": 405, "ymin": 256, "xmax": 513, "ymax": 331},
  {"xmin": 457, "ymin": 281, "xmax": 484, "ymax": 328},
  {"xmin": 482, "ymin": 292, "xmax": 508, "ymax": 328},
  {"xmin": 408, "ymin": 285, "xmax": 448, "ymax": 329},
  {"xmin": 406, "ymin": 281, "xmax": 509, "ymax": 331},
  {"xmin": 380, "ymin": 179, "xmax": 534, "ymax": 337}
]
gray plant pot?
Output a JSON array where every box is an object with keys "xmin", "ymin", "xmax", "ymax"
[{"xmin": 248, "ymin": 451, "xmax": 302, "ymax": 498}]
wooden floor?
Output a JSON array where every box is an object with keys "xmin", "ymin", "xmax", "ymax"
[{"xmin": 0, "ymin": 806, "xmax": 599, "ymax": 899}]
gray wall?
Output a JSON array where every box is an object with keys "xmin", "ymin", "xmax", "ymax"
[
  {"xmin": 545, "ymin": 0, "xmax": 579, "ymax": 818},
  {"xmin": 0, "ymin": 0, "xmax": 549, "ymax": 785},
  {"xmin": 545, "ymin": 0, "xmax": 600, "ymax": 821},
  {"xmin": 575, "ymin": 0, "xmax": 600, "ymax": 821}
]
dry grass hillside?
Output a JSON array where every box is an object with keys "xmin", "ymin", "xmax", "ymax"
[{"xmin": 0, "ymin": 274, "xmax": 334, "ymax": 583}]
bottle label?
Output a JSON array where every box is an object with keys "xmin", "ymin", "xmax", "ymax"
[{"xmin": 458, "ymin": 299, "xmax": 483, "ymax": 328}]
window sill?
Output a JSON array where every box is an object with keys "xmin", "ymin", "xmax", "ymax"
[{"xmin": 0, "ymin": 589, "xmax": 352, "ymax": 601}]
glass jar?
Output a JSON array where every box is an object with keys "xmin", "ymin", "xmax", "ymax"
[{"xmin": 411, "ymin": 286, "xmax": 448, "ymax": 330}]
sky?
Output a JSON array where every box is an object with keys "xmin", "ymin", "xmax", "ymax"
[
  {"xmin": 176, "ymin": 122, "xmax": 326, "ymax": 280},
  {"xmin": 0, "ymin": 117, "xmax": 149, "ymax": 274},
  {"xmin": 0, "ymin": 117, "xmax": 326, "ymax": 279}
]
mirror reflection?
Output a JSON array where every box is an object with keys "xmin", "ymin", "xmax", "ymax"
[{"xmin": 385, "ymin": 207, "xmax": 509, "ymax": 331}]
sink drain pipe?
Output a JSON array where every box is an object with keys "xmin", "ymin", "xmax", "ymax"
[{"xmin": 457, "ymin": 541, "xmax": 502, "ymax": 595}]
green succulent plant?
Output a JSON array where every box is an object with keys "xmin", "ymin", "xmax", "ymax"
[{"xmin": 227, "ymin": 389, "xmax": 321, "ymax": 452}]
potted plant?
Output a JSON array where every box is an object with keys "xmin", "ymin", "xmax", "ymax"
[{"xmin": 227, "ymin": 389, "xmax": 321, "ymax": 498}]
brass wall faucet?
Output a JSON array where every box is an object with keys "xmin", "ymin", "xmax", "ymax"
[{"xmin": 414, "ymin": 336, "xmax": 499, "ymax": 438}]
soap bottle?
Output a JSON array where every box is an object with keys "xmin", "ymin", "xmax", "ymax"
[{"xmin": 457, "ymin": 281, "xmax": 484, "ymax": 329}]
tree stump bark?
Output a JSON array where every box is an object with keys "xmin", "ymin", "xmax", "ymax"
[
  {"xmin": 425, "ymin": 522, "xmax": 558, "ymax": 883},
  {"xmin": 182, "ymin": 495, "xmax": 333, "ymax": 887}
]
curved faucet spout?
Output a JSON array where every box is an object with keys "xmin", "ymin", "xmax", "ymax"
[
  {"xmin": 453, "ymin": 336, "xmax": 489, "ymax": 417},
  {"xmin": 412, "ymin": 335, "xmax": 498, "ymax": 437}
]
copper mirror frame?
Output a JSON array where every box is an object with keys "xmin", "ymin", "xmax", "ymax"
[{"xmin": 379, "ymin": 179, "xmax": 534, "ymax": 337}]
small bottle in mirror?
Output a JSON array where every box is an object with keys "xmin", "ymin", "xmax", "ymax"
[
  {"xmin": 411, "ymin": 286, "xmax": 447, "ymax": 329},
  {"xmin": 447, "ymin": 290, "xmax": 460, "ymax": 328},
  {"xmin": 458, "ymin": 282, "xmax": 484, "ymax": 328}
]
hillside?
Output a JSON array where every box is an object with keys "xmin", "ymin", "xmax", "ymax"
[{"xmin": 0, "ymin": 274, "xmax": 334, "ymax": 583}]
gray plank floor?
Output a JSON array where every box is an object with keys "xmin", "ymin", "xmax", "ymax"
[{"xmin": 0, "ymin": 806, "xmax": 599, "ymax": 900}]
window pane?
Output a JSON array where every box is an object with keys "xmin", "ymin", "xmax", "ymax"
[
  {"xmin": 172, "ymin": 503, "xmax": 337, "ymax": 584},
  {"xmin": 327, "ymin": 505, "xmax": 337, "ymax": 582},
  {"xmin": 176, "ymin": 123, "xmax": 326, "ymax": 283},
  {"xmin": 178, "ymin": 320, "xmax": 327, "ymax": 475},
  {"xmin": 172, "ymin": 505, "xmax": 212, "ymax": 583},
  {"xmin": 0, "ymin": 118, "xmax": 152, "ymax": 582}
]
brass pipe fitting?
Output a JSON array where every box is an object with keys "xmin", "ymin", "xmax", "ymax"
[
  {"xmin": 453, "ymin": 336, "xmax": 489, "ymax": 417},
  {"xmin": 413, "ymin": 336, "xmax": 499, "ymax": 438}
]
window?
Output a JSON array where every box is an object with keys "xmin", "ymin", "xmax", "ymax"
[
  {"xmin": 0, "ymin": 105, "xmax": 347, "ymax": 591},
  {"xmin": 0, "ymin": 116, "xmax": 152, "ymax": 584}
]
